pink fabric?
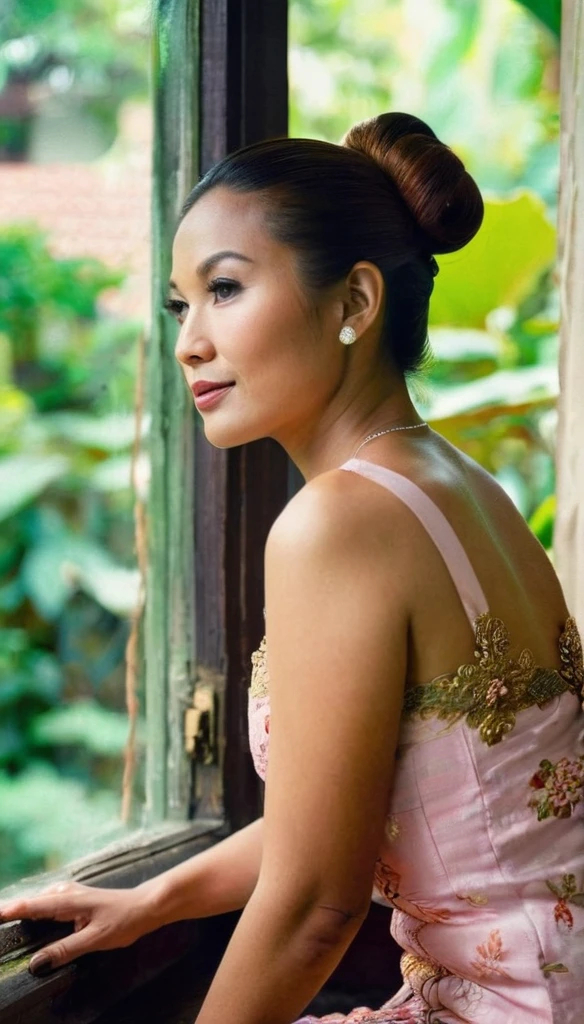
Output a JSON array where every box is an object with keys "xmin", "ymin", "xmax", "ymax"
[
  {"xmin": 248, "ymin": 459, "xmax": 584, "ymax": 1023},
  {"xmin": 340, "ymin": 459, "xmax": 488, "ymax": 626}
]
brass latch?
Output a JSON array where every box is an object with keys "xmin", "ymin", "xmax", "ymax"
[{"xmin": 184, "ymin": 684, "xmax": 217, "ymax": 764}]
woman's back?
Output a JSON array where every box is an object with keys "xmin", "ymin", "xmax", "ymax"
[
  {"xmin": 249, "ymin": 440, "xmax": 584, "ymax": 1023},
  {"xmin": 349, "ymin": 432, "xmax": 571, "ymax": 691}
]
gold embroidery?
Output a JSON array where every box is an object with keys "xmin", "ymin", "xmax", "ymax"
[
  {"xmin": 249, "ymin": 635, "xmax": 268, "ymax": 699},
  {"xmin": 456, "ymin": 892, "xmax": 489, "ymax": 907},
  {"xmin": 403, "ymin": 613, "xmax": 582, "ymax": 746},
  {"xmin": 401, "ymin": 952, "xmax": 447, "ymax": 987},
  {"xmin": 541, "ymin": 961, "xmax": 569, "ymax": 974},
  {"xmin": 559, "ymin": 616, "xmax": 584, "ymax": 698},
  {"xmin": 249, "ymin": 614, "xmax": 584, "ymax": 743},
  {"xmin": 384, "ymin": 815, "xmax": 401, "ymax": 842}
]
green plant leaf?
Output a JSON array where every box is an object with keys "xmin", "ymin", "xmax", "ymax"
[
  {"xmin": 430, "ymin": 193, "xmax": 557, "ymax": 328},
  {"xmin": 514, "ymin": 0, "xmax": 561, "ymax": 39},
  {"xmin": 89, "ymin": 453, "xmax": 133, "ymax": 491},
  {"xmin": 424, "ymin": 364, "xmax": 558, "ymax": 421},
  {"xmin": 21, "ymin": 533, "xmax": 140, "ymax": 619},
  {"xmin": 29, "ymin": 700, "xmax": 138, "ymax": 756},
  {"xmin": 528, "ymin": 494, "xmax": 556, "ymax": 548},
  {"xmin": 0, "ymin": 454, "xmax": 69, "ymax": 521},
  {"xmin": 428, "ymin": 327, "xmax": 501, "ymax": 363},
  {"xmin": 71, "ymin": 560, "xmax": 141, "ymax": 616},
  {"xmin": 0, "ymin": 763, "xmax": 126, "ymax": 862},
  {"xmin": 47, "ymin": 411, "xmax": 148, "ymax": 452}
]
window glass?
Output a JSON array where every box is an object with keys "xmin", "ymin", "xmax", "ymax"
[{"xmin": 0, "ymin": 0, "xmax": 151, "ymax": 889}]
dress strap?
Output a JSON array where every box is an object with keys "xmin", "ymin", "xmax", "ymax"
[{"xmin": 340, "ymin": 458, "xmax": 489, "ymax": 627}]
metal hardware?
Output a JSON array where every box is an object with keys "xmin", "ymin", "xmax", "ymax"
[{"xmin": 185, "ymin": 684, "xmax": 217, "ymax": 764}]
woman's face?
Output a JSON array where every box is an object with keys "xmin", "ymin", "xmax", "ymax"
[{"xmin": 168, "ymin": 186, "xmax": 349, "ymax": 453}]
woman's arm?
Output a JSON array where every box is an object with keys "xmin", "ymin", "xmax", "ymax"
[
  {"xmin": 195, "ymin": 468, "xmax": 408, "ymax": 1024},
  {"xmin": 137, "ymin": 816, "xmax": 264, "ymax": 928},
  {"xmin": 0, "ymin": 818, "xmax": 264, "ymax": 974}
]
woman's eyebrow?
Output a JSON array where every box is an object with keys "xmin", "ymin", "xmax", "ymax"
[
  {"xmin": 195, "ymin": 250, "xmax": 254, "ymax": 277},
  {"xmin": 167, "ymin": 251, "xmax": 254, "ymax": 293}
]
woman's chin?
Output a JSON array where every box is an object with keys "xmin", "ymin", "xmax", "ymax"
[{"xmin": 202, "ymin": 425, "xmax": 265, "ymax": 450}]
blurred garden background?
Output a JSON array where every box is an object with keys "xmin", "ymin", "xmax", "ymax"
[{"xmin": 0, "ymin": 0, "xmax": 562, "ymax": 889}]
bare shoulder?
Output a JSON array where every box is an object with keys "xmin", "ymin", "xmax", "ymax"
[
  {"xmin": 266, "ymin": 464, "xmax": 409, "ymax": 562},
  {"xmin": 265, "ymin": 465, "xmax": 412, "ymax": 652}
]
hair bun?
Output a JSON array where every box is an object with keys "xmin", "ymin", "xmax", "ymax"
[{"xmin": 343, "ymin": 112, "xmax": 483, "ymax": 255}]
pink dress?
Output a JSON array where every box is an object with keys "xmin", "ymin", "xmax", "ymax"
[{"xmin": 248, "ymin": 458, "xmax": 584, "ymax": 1024}]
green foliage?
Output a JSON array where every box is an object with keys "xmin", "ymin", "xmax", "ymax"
[
  {"xmin": 0, "ymin": 454, "xmax": 70, "ymax": 521},
  {"xmin": 0, "ymin": 225, "xmax": 144, "ymax": 888},
  {"xmin": 0, "ymin": 226, "xmax": 125, "ymax": 413},
  {"xmin": 429, "ymin": 193, "xmax": 557, "ymax": 328},
  {"xmin": 291, "ymin": 0, "xmax": 561, "ymax": 532},
  {"xmin": 514, "ymin": 0, "xmax": 561, "ymax": 38},
  {"xmin": 0, "ymin": 763, "xmax": 126, "ymax": 880},
  {"xmin": 413, "ymin": 195, "xmax": 559, "ymax": 524},
  {"xmin": 29, "ymin": 699, "xmax": 140, "ymax": 756},
  {"xmin": 290, "ymin": 0, "xmax": 560, "ymax": 201},
  {"xmin": 0, "ymin": 0, "xmax": 149, "ymax": 157}
]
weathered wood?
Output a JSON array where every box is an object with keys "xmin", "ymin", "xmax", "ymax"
[
  {"xmin": 196, "ymin": 0, "xmax": 290, "ymax": 831},
  {"xmin": 0, "ymin": 822, "xmax": 228, "ymax": 1023},
  {"xmin": 145, "ymin": 0, "xmax": 202, "ymax": 825},
  {"xmin": 555, "ymin": 0, "xmax": 584, "ymax": 629}
]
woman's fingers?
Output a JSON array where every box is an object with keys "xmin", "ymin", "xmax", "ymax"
[
  {"xmin": 1, "ymin": 884, "xmax": 149, "ymax": 978},
  {"xmin": 28, "ymin": 923, "xmax": 101, "ymax": 975},
  {"xmin": 0, "ymin": 882, "xmax": 92, "ymax": 923}
]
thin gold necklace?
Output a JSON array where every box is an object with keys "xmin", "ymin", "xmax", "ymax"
[{"xmin": 352, "ymin": 422, "xmax": 429, "ymax": 459}]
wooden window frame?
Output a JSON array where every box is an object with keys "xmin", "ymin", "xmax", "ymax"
[{"xmin": 0, "ymin": 1, "xmax": 289, "ymax": 1018}]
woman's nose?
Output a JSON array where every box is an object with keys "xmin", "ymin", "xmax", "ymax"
[{"xmin": 174, "ymin": 318, "xmax": 215, "ymax": 366}]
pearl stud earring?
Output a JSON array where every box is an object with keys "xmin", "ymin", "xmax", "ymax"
[{"xmin": 339, "ymin": 325, "xmax": 357, "ymax": 345}]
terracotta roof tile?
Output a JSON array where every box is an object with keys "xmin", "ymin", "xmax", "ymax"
[{"xmin": 0, "ymin": 157, "xmax": 151, "ymax": 321}]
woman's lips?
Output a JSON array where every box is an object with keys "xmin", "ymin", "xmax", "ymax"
[{"xmin": 192, "ymin": 383, "xmax": 235, "ymax": 410}]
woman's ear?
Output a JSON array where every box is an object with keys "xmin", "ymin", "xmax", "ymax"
[{"xmin": 341, "ymin": 261, "xmax": 385, "ymax": 338}]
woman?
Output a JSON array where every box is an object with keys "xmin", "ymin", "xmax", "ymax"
[{"xmin": 1, "ymin": 112, "xmax": 583, "ymax": 1023}]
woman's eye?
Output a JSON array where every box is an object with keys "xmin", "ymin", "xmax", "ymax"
[
  {"xmin": 163, "ymin": 298, "xmax": 188, "ymax": 324},
  {"xmin": 208, "ymin": 278, "xmax": 240, "ymax": 302}
]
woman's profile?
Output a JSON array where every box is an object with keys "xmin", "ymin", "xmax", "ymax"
[{"xmin": 1, "ymin": 112, "xmax": 583, "ymax": 1023}]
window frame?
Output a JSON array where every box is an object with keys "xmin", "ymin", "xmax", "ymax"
[{"xmin": 0, "ymin": 0, "xmax": 289, "ymax": 1017}]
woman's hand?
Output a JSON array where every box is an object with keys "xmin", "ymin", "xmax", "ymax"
[{"xmin": 0, "ymin": 879, "xmax": 157, "ymax": 976}]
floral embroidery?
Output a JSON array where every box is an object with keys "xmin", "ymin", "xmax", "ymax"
[
  {"xmin": 456, "ymin": 892, "xmax": 489, "ymax": 907},
  {"xmin": 485, "ymin": 678, "xmax": 508, "ymax": 705},
  {"xmin": 251, "ymin": 616, "xmax": 583, "ymax": 740},
  {"xmin": 374, "ymin": 859, "xmax": 450, "ymax": 923},
  {"xmin": 545, "ymin": 874, "xmax": 584, "ymax": 928},
  {"xmin": 470, "ymin": 929, "xmax": 511, "ymax": 979},
  {"xmin": 403, "ymin": 613, "xmax": 581, "ymax": 746},
  {"xmin": 298, "ymin": 1004, "xmax": 428, "ymax": 1024},
  {"xmin": 249, "ymin": 635, "xmax": 268, "ymax": 698},
  {"xmin": 528, "ymin": 756, "xmax": 584, "ymax": 820}
]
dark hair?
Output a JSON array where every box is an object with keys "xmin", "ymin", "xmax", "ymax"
[{"xmin": 181, "ymin": 112, "xmax": 483, "ymax": 375}]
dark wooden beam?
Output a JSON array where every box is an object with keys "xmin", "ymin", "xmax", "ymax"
[{"xmin": 195, "ymin": 0, "xmax": 290, "ymax": 831}]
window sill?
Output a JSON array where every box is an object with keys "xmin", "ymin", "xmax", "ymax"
[{"xmin": 0, "ymin": 818, "xmax": 228, "ymax": 1024}]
